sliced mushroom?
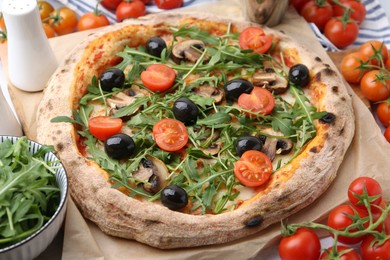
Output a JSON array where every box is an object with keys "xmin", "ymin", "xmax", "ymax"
[
  {"xmin": 252, "ymin": 70, "xmax": 288, "ymax": 94},
  {"xmin": 172, "ymin": 40, "xmax": 206, "ymax": 64},
  {"xmin": 107, "ymin": 87, "xmax": 146, "ymax": 119},
  {"xmin": 261, "ymin": 136, "xmax": 278, "ymax": 161},
  {"xmin": 133, "ymin": 157, "xmax": 169, "ymax": 194},
  {"xmin": 276, "ymin": 138, "xmax": 293, "ymax": 155},
  {"xmin": 194, "ymin": 85, "xmax": 224, "ymax": 103},
  {"xmin": 259, "ymin": 129, "xmax": 293, "ymax": 160},
  {"xmin": 201, "ymin": 143, "xmax": 221, "ymax": 156}
]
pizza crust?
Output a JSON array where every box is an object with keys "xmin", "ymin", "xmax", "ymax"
[{"xmin": 36, "ymin": 13, "xmax": 354, "ymax": 248}]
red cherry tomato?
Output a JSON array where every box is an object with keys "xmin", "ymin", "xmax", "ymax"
[
  {"xmin": 324, "ymin": 17, "xmax": 359, "ymax": 49},
  {"xmin": 385, "ymin": 126, "xmax": 390, "ymax": 143},
  {"xmin": 339, "ymin": 52, "xmax": 369, "ymax": 84},
  {"xmin": 49, "ymin": 7, "xmax": 78, "ymax": 36},
  {"xmin": 152, "ymin": 118, "xmax": 188, "ymax": 152},
  {"xmin": 327, "ymin": 204, "xmax": 368, "ymax": 244},
  {"xmin": 320, "ymin": 246, "xmax": 360, "ymax": 260},
  {"xmin": 239, "ymin": 27, "xmax": 272, "ymax": 54},
  {"xmin": 100, "ymin": 0, "xmax": 122, "ymax": 10},
  {"xmin": 88, "ymin": 116, "xmax": 123, "ymax": 141},
  {"xmin": 116, "ymin": 0, "xmax": 146, "ymax": 22},
  {"xmin": 372, "ymin": 200, "xmax": 390, "ymax": 234},
  {"xmin": 140, "ymin": 64, "xmax": 176, "ymax": 92},
  {"xmin": 333, "ymin": 0, "xmax": 366, "ymax": 24},
  {"xmin": 300, "ymin": 1, "xmax": 333, "ymax": 31},
  {"xmin": 77, "ymin": 12, "xmax": 110, "ymax": 31},
  {"xmin": 348, "ymin": 177, "xmax": 382, "ymax": 209},
  {"xmin": 278, "ymin": 228, "xmax": 321, "ymax": 260},
  {"xmin": 38, "ymin": 1, "xmax": 54, "ymax": 20},
  {"xmin": 238, "ymin": 87, "xmax": 275, "ymax": 117},
  {"xmin": 377, "ymin": 102, "xmax": 390, "ymax": 127},
  {"xmin": 360, "ymin": 70, "xmax": 390, "ymax": 102},
  {"xmin": 290, "ymin": 0, "xmax": 310, "ymax": 13},
  {"xmin": 361, "ymin": 235, "xmax": 390, "ymax": 260},
  {"xmin": 43, "ymin": 23, "xmax": 56, "ymax": 38},
  {"xmin": 154, "ymin": 0, "xmax": 183, "ymax": 10},
  {"xmin": 359, "ymin": 40, "xmax": 389, "ymax": 66},
  {"xmin": 233, "ymin": 150, "xmax": 272, "ymax": 187}
]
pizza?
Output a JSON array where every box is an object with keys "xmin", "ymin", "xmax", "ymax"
[{"xmin": 36, "ymin": 13, "xmax": 354, "ymax": 249}]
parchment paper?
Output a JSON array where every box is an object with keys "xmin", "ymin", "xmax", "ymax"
[{"xmin": 1, "ymin": 1, "xmax": 390, "ymax": 259}]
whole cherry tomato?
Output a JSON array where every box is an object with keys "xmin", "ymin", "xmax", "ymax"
[
  {"xmin": 116, "ymin": 0, "xmax": 146, "ymax": 22},
  {"xmin": 324, "ymin": 17, "xmax": 359, "ymax": 49},
  {"xmin": 153, "ymin": 118, "xmax": 188, "ymax": 152},
  {"xmin": 100, "ymin": 0, "xmax": 122, "ymax": 10},
  {"xmin": 361, "ymin": 235, "xmax": 390, "ymax": 260},
  {"xmin": 77, "ymin": 12, "xmax": 110, "ymax": 31},
  {"xmin": 234, "ymin": 150, "xmax": 272, "ymax": 187},
  {"xmin": 359, "ymin": 40, "xmax": 389, "ymax": 66},
  {"xmin": 43, "ymin": 23, "xmax": 56, "ymax": 38},
  {"xmin": 140, "ymin": 64, "xmax": 176, "ymax": 92},
  {"xmin": 49, "ymin": 7, "xmax": 78, "ymax": 36},
  {"xmin": 290, "ymin": 0, "xmax": 310, "ymax": 13},
  {"xmin": 238, "ymin": 27, "xmax": 273, "ymax": 54},
  {"xmin": 348, "ymin": 176, "xmax": 382, "ymax": 209},
  {"xmin": 320, "ymin": 246, "xmax": 360, "ymax": 260},
  {"xmin": 38, "ymin": 1, "xmax": 54, "ymax": 20},
  {"xmin": 278, "ymin": 228, "xmax": 321, "ymax": 260},
  {"xmin": 360, "ymin": 70, "xmax": 390, "ymax": 102},
  {"xmin": 300, "ymin": 0, "xmax": 333, "ymax": 31},
  {"xmin": 0, "ymin": 13, "xmax": 6, "ymax": 31},
  {"xmin": 155, "ymin": 0, "xmax": 183, "ymax": 10},
  {"xmin": 327, "ymin": 204, "xmax": 368, "ymax": 244},
  {"xmin": 333, "ymin": 0, "xmax": 366, "ymax": 24},
  {"xmin": 372, "ymin": 200, "xmax": 390, "ymax": 234},
  {"xmin": 384, "ymin": 126, "xmax": 390, "ymax": 143},
  {"xmin": 237, "ymin": 87, "xmax": 275, "ymax": 116},
  {"xmin": 377, "ymin": 102, "xmax": 390, "ymax": 127},
  {"xmin": 88, "ymin": 116, "xmax": 123, "ymax": 141},
  {"xmin": 340, "ymin": 51, "xmax": 369, "ymax": 84}
]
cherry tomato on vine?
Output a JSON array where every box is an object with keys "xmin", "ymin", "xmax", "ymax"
[
  {"xmin": 152, "ymin": 118, "xmax": 188, "ymax": 152},
  {"xmin": 88, "ymin": 116, "xmax": 123, "ymax": 141},
  {"xmin": 100, "ymin": 0, "xmax": 122, "ymax": 10},
  {"xmin": 234, "ymin": 150, "xmax": 272, "ymax": 187},
  {"xmin": 290, "ymin": 0, "xmax": 310, "ymax": 13},
  {"xmin": 155, "ymin": 0, "xmax": 183, "ymax": 10},
  {"xmin": 43, "ymin": 23, "xmax": 56, "ymax": 38},
  {"xmin": 300, "ymin": 1, "xmax": 333, "ymax": 31},
  {"xmin": 77, "ymin": 12, "xmax": 110, "ymax": 31},
  {"xmin": 116, "ymin": 0, "xmax": 146, "ymax": 22},
  {"xmin": 327, "ymin": 204, "xmax": 368, "ymax": 244},
  {"xmin": 0, "ymin": 13, "xmax": 5, "ymax": 31},
  {"xmin": 384, "ymin": 126, "xmax": 390, "ymax": 143},
  {"xmin": 140, "ymin": 64, "xmax": 176, "ymax": 92},
  {"xmin": 239, "ymin": 27, "xmax": 272, "ymax": 54},
  {"xmin": 278, "ymin": 228, "xmax": 321, "ymax": 260},
  {"xmin": 360, "ymin": 70, "xmax": 390, "ymax": 102},
  {"xmin": 348, "ymin": 177, "xmax": 382, "ymax": 209},
  {"xmin": 238, "ymin": 87, "xmax": 275, "ymax": 116},
  {"xmin": 333, "ymin": 0, "xmax": 366, "ymax": 24},
  {"xmin": 38, "ymin": 1, "xmax": 54, "ymax": 20},
  {"xmin": 48, "ymin": 7, "xmax": 78, "ymax": 36},
  {"xmin": 372, "ymin": 200, "xmax": 390, "ymax": 234},
  {"xmin": 340, "ymin": 51, "xmax": 369, "ymax": 84},
  {"xmin": 138, "ymin": 0, "xmax": 152, "ymax": 4},
  {"xmin": 359, "ymin": 40, "xmax": 389, "ymax": 66},
  {"xmin": 361, "ymin": 235, "xmax": 390, "ymax": 260},
  {"xmin": 320, "ymin": 246, "xmax": 360, "ymax": 260},
  {"xmin": 376, "ymin": 102, "xmax": 390, "ymax": 127},
  {"xmin": 324, "ymin": 17, "xmax": 359, "ymax": 49}
]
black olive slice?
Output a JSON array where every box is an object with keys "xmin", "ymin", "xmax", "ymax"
[
  {"xmin": 320, "ymin": 112, "xmax": 336, "ymax": 124},
  {"xmin": 160, "ymin": 185, "xmax": 188, "ymax": 210},
  {"xmin": 99, "ymin": 68, "xmax": 125, "ymax": 92}
]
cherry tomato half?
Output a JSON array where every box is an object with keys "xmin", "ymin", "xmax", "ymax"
[
  {"xmin": 88, "ymin": 116, "xmax": 123, "ymax": 141},
  {"xmin": 320, "ymin": 245, "xmax": 360, "ymax": 260},
  {"xmin": 153, "ymin": 118, "xmax": 188, "ymax": 152},
  {"xmin": 340, "ymin": 51, "xmax": 369, "ymax": 84},
  {"xmin": 359, "ymin": 40, "xmax": 389, "ymax": 66},
  {"xmin": 100, "ymin": 0, "xmax": 122, "ymax": 10},
  {"xmin": 327, "ymin": 204, "xmax": 368, "ymax": 244},
  {"xmin": 300, "ymin": 1, "xmax": 333, "ymax": 31},
  {"xmin": 324, "ymin": 17, "xmax": 359, "ymax": 49},
  {"xmin": 333, "ymin": 0, "xmax": 366, "ymax": 24},
  {"xmin": 154, "ymin": 0, "xmax": 183, "ymax": 10},
  {"xmin": 49, "ymin": 7, "xmax": 78, "ymax": 36},
  {"xmin": 234, "ymin": 150, "xmax": 272, "ymax": 187},
  {"xmin": 385, "ymin": 126, "xmax": 390, "ymax": 143},
  {"xmin": 77, "ymin": 12, "xmax": 110, "ymax": 31},
  {"xmin": 278, "ymin": 228, "xmax": 321, "ymax": 260},
  {"xmin": 38, "ymin": 1, "xmax": 54, "ymax": 20},
  {"xmin": 238, "ymin": 87, "xmax": 275, "ymax": 117},
  {"xmin": 360, "ymin": 70, "xmax": 390, "ymax": 102},
  {"xmin": 239, "ymin": 27, "xmax": 272, "ymax": 54},
  {"xmin": 348, "ymin": 176, "xmax": 382, "ymax": 209},
  {"xmin": 361, "ymin": 235, "xmax": 390, "ymax": 260},
  {"xmin": 116, "ymin": 1, "xmax": 146, "ymax": 22},
  {"xmin": 141, "ymin": 64, "xmax": 176, "ymax": 92}
]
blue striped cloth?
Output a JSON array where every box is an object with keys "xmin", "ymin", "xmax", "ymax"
[{"xmin": 57, "ymin": 0, "xmax": 390, "ymax": 52}]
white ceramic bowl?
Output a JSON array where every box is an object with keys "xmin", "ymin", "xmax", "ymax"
[{"xmin": 0, "ymin": 136, "xmax": 68, "ymax": 260}]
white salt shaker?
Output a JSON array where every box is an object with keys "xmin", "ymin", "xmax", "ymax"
[{"xmin": 2, "ymin": 0, "xmax": 58, "ymax": 92}]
